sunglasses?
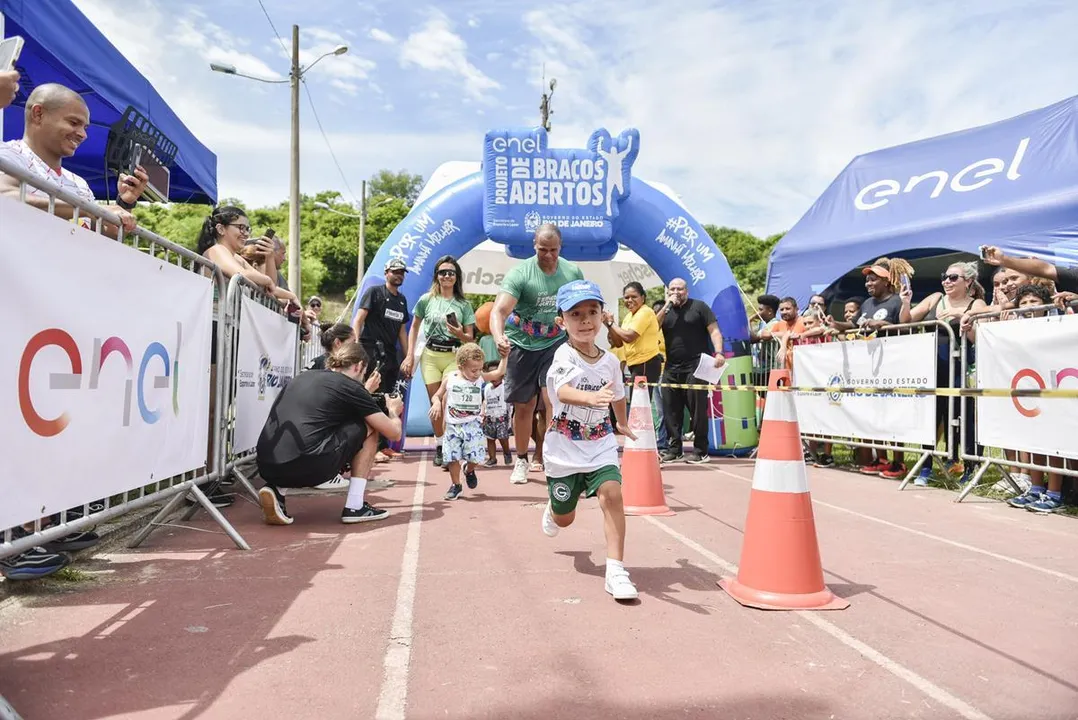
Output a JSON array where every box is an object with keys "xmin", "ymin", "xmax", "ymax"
[
  {"xmin": 941, "ymin": 273, "xmax": 962, "ymax": 282},
  {"xmin": 437, "ymin": 269, "xmax": 457, "ymax": 277},
  {"xmin": 228, "ymin": 223, "xmax": 251, "ymax": 235},
  {"xmin": 309, "ymin": 302, "xmax": 322, "ymax": 308}
]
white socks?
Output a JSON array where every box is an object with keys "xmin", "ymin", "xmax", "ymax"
[
  {"xmin": 606, "ymin": 558, "xmax": 625, "ymax": 576},
  {"xmin": 346, "ymin": 477, "xmax": 368, "ymax": 510},
  {"xmin": 435, "ymin": 435, "xmax": 444, "ymax": 447}
]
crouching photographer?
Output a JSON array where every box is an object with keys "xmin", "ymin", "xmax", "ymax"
[{"xmin": 255, "ymin": 342, "xmax": 403, "ymax": 526}]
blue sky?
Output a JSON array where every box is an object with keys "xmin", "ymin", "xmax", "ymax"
[{"xmin": 74, "ymin": 0, "xmax": 1078, "ymax": 236}]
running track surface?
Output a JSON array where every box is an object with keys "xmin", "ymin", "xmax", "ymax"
[{"xmin": 1, "ymin": 445, "xmax": 1076, "ymax": 720}]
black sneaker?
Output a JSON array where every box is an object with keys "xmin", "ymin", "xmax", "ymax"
[
  {"xmin": 43, "ymin": 531, "xmax": 100, "ymax": 553},
  {"xmin": 503, "ymin": 453, "xmax": 512, "ymax": 466},
  {"xmin": 660, "ymin": 451, "xmax": 685, "ymax": 464},
  {"xmin": 686, "ymin": 451, "xmax": 710, "ymax": 465},
  {"xmin": 0, "ymin": 547, "xmax": 71, "ymax": 580},
  {"xmin": 444, "ymin": 484, "xmax": 464, "ymax": 501},
  {"xmin": 814, "ymin": 454, "xmax": 835, "ymax": 468},
  {"xmin": 433, "ymin": 446, "xmax": 444, "ymax": 467},
  {"xmin": 258, "ymin": 486, "xmax": 294, "ymax": 525},
  {"xmin": 465, "ymin": 469, "xmax": 478, "ymax": 489},
  {"xmin": 341, "ymin": 502, "xmax": 389, "ymax": 524}
]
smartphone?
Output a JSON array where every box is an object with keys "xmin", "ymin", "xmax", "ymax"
[
  {"xmin": 0, "ymin": 36, "xmax": 24, "ymax": 71},
  {"xmin": 979, "ymin": 245, "xmax": 989, "ymax": 260},
  {"xmin": 445, "ymin": 311, "xmax": 460, "ymax": 328},
  {"xmin": 900, "ymin": 274, "xmax": 911, "ymax": 294},
  {"xmin": 264, "ymin": 228, "xmax": 276, "ymax": 240}
]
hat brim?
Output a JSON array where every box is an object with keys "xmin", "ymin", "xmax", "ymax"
[
  {"xmin": 558, "ymin": 294, "xmax": 605, "ymax": 311},
  {"xmin": 862, "ymin": 265, "xmax": 888, "ymax": 278}
]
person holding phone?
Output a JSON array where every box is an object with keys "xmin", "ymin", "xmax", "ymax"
[
  {"xmin": 403, "ymin": 255, "xmax": 475, "ymax": 468},
  {"xmin": 0, "ymin": 70, "xmax": 18, "ymax": 109}
]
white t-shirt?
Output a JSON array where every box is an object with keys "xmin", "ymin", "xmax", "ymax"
[
  {"xmin": 482, "ymin": 382, "xmax": 508, "ymax": 420},
  {"xmin": 543, "ymin": 343, "xmax": 625, "ymax": 478},
  {"xmin": 445, "ymin": 371, "xmax": 483, "ymax": 425},
  {"xmin": 0, "ymin": 140, "xmax": 96, "ymax": 229}
]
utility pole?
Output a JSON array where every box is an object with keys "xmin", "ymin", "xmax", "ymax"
[
  {"xmin": 539, "ymin": 66, "xmax": 556, "ymax": 132},
  {"xmin": 356, "ymin": 180, "xmax": 367, "ymax": 290},
  {"xmin": 288, "ymin": 24, "xmax": 302, "ymax": 299}
]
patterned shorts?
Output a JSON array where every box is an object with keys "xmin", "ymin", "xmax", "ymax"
[
  {"xmin": 482, "ymin": 414, "xmax": 511, "ymax": 440},
  {"xmin": 444, "ymin": 419, "xmax": 487, "ymax": 465}
]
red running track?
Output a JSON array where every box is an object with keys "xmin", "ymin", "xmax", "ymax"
[{"xmin": 1, "ymin": 443, "xmax": 1076, "ymax": 719}]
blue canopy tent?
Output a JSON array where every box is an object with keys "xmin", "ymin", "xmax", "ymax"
[
  {"xmin": 0, "ymin": 0, "xmax": 217, "ymax": 203},
  {"xmin": 767, "ymin": 95, "xmax": 1078, "ymax": 304}
]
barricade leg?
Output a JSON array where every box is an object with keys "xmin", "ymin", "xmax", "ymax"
[
  {"xmin": 127, "ymin": 490, "xmax": 189, "ymax": 548},
  {"xmin": 230, "ymin": 465, "xmax": 261, "ymax": 503},
  {"xmin": 955, "ymin": 462, "xmax": 992, "ymax": 503},
  {"xmin": 127, "ymin": 481, "xmax": 250, "ymax": 551},
  {"xmin": 898, "ymin": 452, "xmax": 932, "ymax": 491}
]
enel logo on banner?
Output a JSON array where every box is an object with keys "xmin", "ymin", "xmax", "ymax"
[
  {"xmin": 1010, "ymin": 367, "xmax": 1078, "ymax": 417},
  {"xmin": 18, "ymin": 323, "xmax": 183, "ymax": 437}
]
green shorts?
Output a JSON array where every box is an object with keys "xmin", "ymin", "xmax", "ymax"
[{"xmin": 546, "ymin": 466, "xmax": 621, "ymax": 516}]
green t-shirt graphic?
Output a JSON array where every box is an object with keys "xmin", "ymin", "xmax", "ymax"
[
  {"xmin": 502, "ymin": 257, "xmax": 584, "ymax": 351},
  {"xmin": 414, "ymin": 293, "xmax": 475, "ymax": 344}
]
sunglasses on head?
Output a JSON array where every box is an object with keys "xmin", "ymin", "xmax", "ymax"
[
  {"xmin": 309, "ymin": 302, "xmax": 321, "ymax": 308},
  {"xmin": 941, "ymin": 273, "xmax": 962, "ymax": 282},
  {"xmin": 437, "ymin": 269, "xmax": 457, "ymax": 277}
]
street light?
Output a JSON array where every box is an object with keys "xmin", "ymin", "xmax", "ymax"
[
  {"xmin": 313, "ymin": 188, "xmax": 392, "ymax": 288},
  {"xmin": 210, "ymin": 28, "xmax": 349, "ymax": 301}
]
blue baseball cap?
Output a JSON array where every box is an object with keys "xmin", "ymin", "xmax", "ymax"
[{"xmin": 556, "ymin": 280, "xmax": 605, "ymax": 311}]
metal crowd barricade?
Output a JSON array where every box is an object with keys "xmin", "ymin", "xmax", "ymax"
[
  {"xmin": 300, "ymin": 334, "xmax": 323, "ymax": 369},
  {"xmin": 0, "ymin": 154, "xmax": 249, "ymax": 561},
  {"xmin": 784, "ymin": 320, "xmax": 958, "ymax": 488},
  {"xmin": 956, "ymin": 304, "xmax": 1078, "ymax": 502}
]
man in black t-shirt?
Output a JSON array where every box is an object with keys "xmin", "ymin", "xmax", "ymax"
[
  {"xmin": 353, "ymin": 258, "xmax": 412, "ymax": 393},
  {"xmin": 657, "ymin": 278, "xmax": 726, "ymax": 464},
  {"xmin": 828, "ymin": 262, "xmax": 903, "ymax": 332}
]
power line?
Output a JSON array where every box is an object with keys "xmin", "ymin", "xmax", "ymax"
[
  {"xmin": 301, "ymin": 77, "xmax": 362, "ymax": 208},
  {"xmin": 255, "ymin": 0, "xmax": 290, "ymax": 58}
]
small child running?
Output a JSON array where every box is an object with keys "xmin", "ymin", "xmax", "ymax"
[
  {"xmin": 481, "ymin": 360, "xmax": 513, "ymax": 467},
  {"xmin": 429, "ymin": 344, "xmax": 507, "ymax": 500},
  {"xmin": 540, "ymin": 280, "xmax": 639, "ymax": 601}
]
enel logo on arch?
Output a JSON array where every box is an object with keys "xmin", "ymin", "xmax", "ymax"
[
  {"xmin": 1010, "ymin": 367, "xmax": 1078, "ymax": 418},
  {"xmin": 18, "ymin": 323, "xmax": 183, "ymax": 437}
]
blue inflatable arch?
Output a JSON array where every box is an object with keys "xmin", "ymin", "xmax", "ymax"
[{"xmin": 355, "ymin": 146, "xmax": 754, "ymax": 453}]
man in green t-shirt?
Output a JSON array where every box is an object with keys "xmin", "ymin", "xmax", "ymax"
[{"xmin": 490, "ymin": 223, "xmax": 584, "ymax": 484}]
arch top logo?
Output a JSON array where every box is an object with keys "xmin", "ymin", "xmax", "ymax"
[
  {"xmin": 18, "ymin": 322, "xmax": 183, "ymax": 437},
  {"xmin": 1010, "ymin": 366, "xmax": 1077, "ymax": 418}
]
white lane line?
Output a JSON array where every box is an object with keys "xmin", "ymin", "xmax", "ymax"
[
  {"xmin": 712, "ymin": 467, "xmax": 1078, "ymax": 585},
  {"xmin": 643, "ymin": 516, "xmax": 994, "ymax": 720},
  {"xmin": 375, "ymin": 453, "xmax": 428, "ymax": 720}
]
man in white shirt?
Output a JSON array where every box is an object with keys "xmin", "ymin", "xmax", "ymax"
[{"xmin": 0, "ymin": 83, "xmax": 147, "ymax": 235}]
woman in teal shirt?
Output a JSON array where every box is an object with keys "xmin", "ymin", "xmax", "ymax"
[{"xmin": 403, "ymin": 255, "xmax": 476, "ymax": 467}]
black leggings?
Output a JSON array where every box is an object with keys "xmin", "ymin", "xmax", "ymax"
[{"xmin": 628, "ymin": 354, "xmax": 663, "ymax": 400}]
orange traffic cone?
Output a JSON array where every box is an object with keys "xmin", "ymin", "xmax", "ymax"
[
  {"xmin": 622, "ymin": 377, "xmax": 674, "ymax": 517},
  {"xmin": 718, "ymin": 369, "xmax": 849, "ymax": 611}
]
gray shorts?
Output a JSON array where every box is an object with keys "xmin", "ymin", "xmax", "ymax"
[{"xmin": 504, "ymin": 337, "xmax": 566, "ymax": 405}]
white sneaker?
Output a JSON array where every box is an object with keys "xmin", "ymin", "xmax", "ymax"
[
  {"xmin": 510, "ymin": 458, "xmax": 529, "ymax": 484},
  {"xmin": 314, "ymin": 474, "xmax": 349, "ymax": 492},
  {"xmin": 605, "ymin": 567, "xmax": 639, "ymax": 601},
  {"xmin": 541, "ymin": 502, "xmax": 559, "ymax": 537}
]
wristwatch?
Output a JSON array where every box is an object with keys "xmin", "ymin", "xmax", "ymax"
[{"xmin": 116, "ymin": 196, "xmax": 137, "ymax": 211}]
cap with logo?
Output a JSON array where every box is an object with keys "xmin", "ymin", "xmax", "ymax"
[
  {"xmin": 385, "ymin": 258, "xmax": 408, "ymax": 272},
  {"xmin": 556, "ymin": 280, "xmax": 605, "ymax": 311}
]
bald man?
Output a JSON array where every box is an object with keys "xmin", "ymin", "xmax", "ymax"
[{"xmin": 0, "ymin": 83, "xmax": 146, "ymax": 234}]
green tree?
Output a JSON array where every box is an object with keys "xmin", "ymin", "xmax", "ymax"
[
  {"xmin": 369, "ymin": 169, "xmax": 424, "ymax": 205},
  {"xmin": 703, "ymin": 225, "xmax": 784, "ymax": 297}
]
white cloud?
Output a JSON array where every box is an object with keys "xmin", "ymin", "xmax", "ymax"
[
  {"xmin": 521, "ymin": 0, "xmax": 1078, "ymax": 234},
  {"xmin": 400, "ymin": 9, "xmax": 501, "ymax": 101},
  {"xmin": 293, "ymin": 27, "xmax": 375, "ymax": 95},
  {"xmin": 369, "ymin": 28, "xmax": 396, "ymax": 44},
  {"xmin": 467, "ymin": 17, "xmax": 480, "ymax": 29}
]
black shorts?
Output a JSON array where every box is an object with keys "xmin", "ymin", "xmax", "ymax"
[
  {"xmin": 258, "ymin": 421, "xmax": 367, "ymax": 489},
  {"xmin": 504, "ymin": 337, "xmax": 566, "ymax": 405}
]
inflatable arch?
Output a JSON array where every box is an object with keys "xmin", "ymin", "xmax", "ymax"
[{"xmin": 355, "ymin": 127, "xmax": 757, "ymax": 455}]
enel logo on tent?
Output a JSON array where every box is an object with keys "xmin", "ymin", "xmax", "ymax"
[{"xmin": 483, "ymin": 126, "xmax": 640, "ymax": 252}]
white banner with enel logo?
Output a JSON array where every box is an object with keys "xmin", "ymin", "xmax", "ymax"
[
  {"xmin": 791, "ymin": 333, "xmax": 937, "ymax": 444},
  {"xmin": 3, "ymin": 198, "xmax": 213, "ymax": 530},
  {"xmin": 975, "ymin": 313, "xmax": 1078, "ymax": 459},
  {"xmin": 232, "ymin": 295, "xmax": 297, "ymax": 453}
]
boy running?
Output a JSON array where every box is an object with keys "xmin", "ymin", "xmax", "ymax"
[
  {"xmin": 429, "ymin": 344, "xmax": 507, "ymax": 500},
  {"xmin": 481, "ymin": 360, "xmax": 513, "ymax": 467},
  {"xmin": 540, "ymin": 280, "xmax": 639, "ymax": 601}
]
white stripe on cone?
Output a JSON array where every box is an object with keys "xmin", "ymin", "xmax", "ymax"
[
  {"xmin": 752, "ymin": 458, "xmax": 810, "ymax": 494},
  {"xmin": 762, "ymin": 389, "xmax": 799, "ymax": 423},
  {"xmin": 625, "ymin": 382, "xmax": 658, "ymax": 452}
]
